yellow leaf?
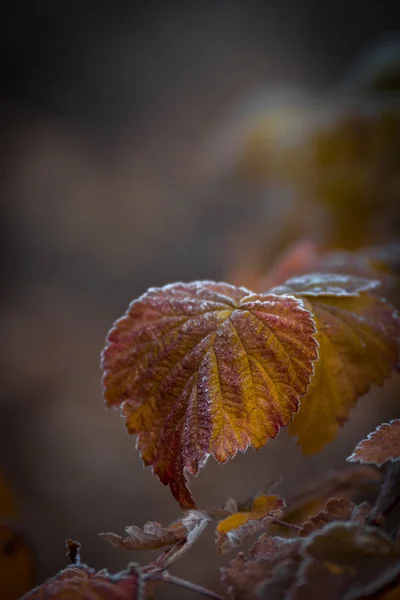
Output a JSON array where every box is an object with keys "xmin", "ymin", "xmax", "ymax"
[
  {"xmin": 271, "ymin": 274, "xmax": 400, "ymax": 454},
  {"xmin": 216, "ymin": 493, "xmax": 285, "ymax": 553}
]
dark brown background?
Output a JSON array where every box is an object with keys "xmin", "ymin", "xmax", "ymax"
[{"xmin": 1, "ymin": 2, "xmax": 400, "ymax": 598}]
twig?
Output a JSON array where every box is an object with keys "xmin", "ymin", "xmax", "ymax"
[
  {"xmin": 65, "ymin": 539, "xmax": 81, "ymax": 564},
  {"xmin": 146, "ymin": 571, "xmax": 224, "ymax": 600},
  {"xmin": 381, "ymin": 491, "xmax": 400, "ymax": 519},
  {"xmin": 272, "ymin": 519, "xmax": 302, "ymax": 532}
]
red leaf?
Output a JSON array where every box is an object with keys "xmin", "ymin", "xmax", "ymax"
[
  {"xmin": 21, "ymin": 563, "xmax": 142, "ymax": 600},
  {"xmin": 102, "ymin": 281, "xmax": 318, "ymax": 507},
  {"xmin": 348, "ymin": 420, "xmax": 400, "ymax": 467}
]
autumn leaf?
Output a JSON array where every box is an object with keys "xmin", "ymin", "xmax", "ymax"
[
  {"xmin": 221, "ymin": 536, "xmax": 302, "ymax": 600},
  {"xmin": 270, "ymin": 274, "xmax": 400, "ymax": 454},
  {"xmin": 299, "ymin": 498, "xmax": 370, "ymax": 536},
  {"xmin": 100, "ymin": 520, "xmax": 188, "ymax": 551},
  {"xmin": 258, "ymin": 242, "xmax": 395, "ymax": 292},
  {"xmin": 102, "ymin": 281, "xmax": 318, "ymax": 507},
  {"xmin": 21, "ymin": 563, "xmax": 142, "ymax": 600},
  {"xmin": 100, "ymin": 510, "xmax": 210, "ymax": 569},
  {"xmin": 268, "ymin": 465, "xmax": 381, "ymax": 536},
  {"xmin": 348, "ymin": 420, "xmax": 400, "ymax": 467},
  {"xmin": 216, "ymin": 493, "xmax": 285, "ymax": 553},
  {"xmin": 257, "ymin": 240, "xmax": 322, "ymax": 290},
  {"xmin": 289, "ymin": 522, "xmax": 400, "ymax": 600}
]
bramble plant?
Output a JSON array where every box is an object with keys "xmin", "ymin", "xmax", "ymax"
[{"xmin": 21, "ymin": 243, "xmax": 400, "ymax": 600}]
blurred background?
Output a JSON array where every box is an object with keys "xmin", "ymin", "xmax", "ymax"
[{"xmin": 1, "ymin": 1, "xmax": 400, "ymax": 598}]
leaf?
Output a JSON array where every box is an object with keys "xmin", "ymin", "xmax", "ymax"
[
  {"xmin": 257, "ymin": 560, "xmax": 300, "ymax": 600},
  {"xmin": 100, "ymin": 510, "xmax": 210, "ymax": 569},
  {"xmin": 221, "ymin": 537, "xmax": 302, "ymax": 600},
  {"xmin": 100, "ymin": 521, "xmax": 187, "ymax": 551},
  {"xmin": 270, "ymin": 274, "xmax": 400, "ymax": 454},
  {"xmin": 299, "ymin": 498, "xmax": 370, "ymax": 537},
  {"xmin": 102, "ymin": 281, "xmax": 318, "ymax": 507},
  {"xmin": 257, "ymin": 242, "xmax": 399, "ymax": 293},
  {"xmin": 216, "ymin": 493, "xmax": 285, "ymax": 553},
  {"xmin": 269, "ymin": 465, "xmax": 381, "ymax": 535},
  {"xmin": 21, "ymin": 563, "xmax": 142, "ymax": 600},
  {"xmin": 0, "ymin": 523, "xmax": 36, "ymax": 600},
  {"xmin": 270, "ymin": 272, "xmax": 380, "ymax": 297},
  {"xmin": 347, "ymin": 420, "xmax": 400, "ymax": 467},
  {"xmin": 288, "ymin": 522, "xmax": 400, "ymax": 600},
  {"xmin": 257, "ymin": 240, "xmax": 322, "ymax": 290}
]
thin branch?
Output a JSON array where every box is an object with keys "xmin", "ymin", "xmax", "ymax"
[
  {"xmin": 368, "ymin": 462, "xmax": 400, "ymax": 525},
  {"xmin": 147, "ymin": 571, "xmax": 224, "ymax": 600},
  {"xmin": 381, "ymin": 491, "xmax": 400, "ymax": 519},
  {"xmin": 272, "ymin": 519, "xmax": 302, "ymax": 532}
]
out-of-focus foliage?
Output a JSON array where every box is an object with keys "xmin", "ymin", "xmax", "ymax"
[
  {"xmin": 0, "ymin": 524, "xmax": 36, "ymax": 600},
  {"xmin": 268, "ymin": 465, "xmax": 381, "ymax": 535},
  {"xmin": 222, "ymin": 522, "xmax": 400, "ymax": 600},
  {"xmin": 298, "ymin": 498, "xmax": 370, "ymax": 536},
  {"xmin": 0, "ymin": 473, "xmax": 17, "ymax": 521},
  {"xmin": 218, "ymin": 39, "xmax": 400, "ymax": 286},
  {"xmin": 0, "ymin": 474, "xmax": 35, "ymax": 600}
]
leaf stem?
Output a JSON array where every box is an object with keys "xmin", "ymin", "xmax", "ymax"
[
  {"xmin": 148, "ymin": 571, "xmax": 224, "ymax": 600},
  {"xmin": 272, "ymin": 519, "xmax": 302, "ymax": 532}
]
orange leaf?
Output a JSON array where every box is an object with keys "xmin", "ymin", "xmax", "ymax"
[
  {"xmin": 0, "ymin": 523, "xmax": 36, "ymax": 600},
  {"xmin": 21, "ymin": 563, "xmax": 141, "ymax": 600},
  {"xmin": 270, "ymin": 274, "xmax": 400, "ymax": 454},
  {"xmin": 348, "ymin": 420, "xmax": 400, "ymax": 467},
  {"xmin": 216, "ymin": 493, "xmax": 285, "ymax": 553},
  {"xmin": 102, "ymin": 281, "xmax": 318, "ymax": 507}
]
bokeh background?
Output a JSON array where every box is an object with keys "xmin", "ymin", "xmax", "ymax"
[{"xmin": 1, "ymin": 2, "xmax": 400, "ymax": 598}]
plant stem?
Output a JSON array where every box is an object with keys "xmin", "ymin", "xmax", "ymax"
[
  {"xmin": 272, "ymin": 519, "xmax": 302, "ymax": 532},
  {"xmin": 148, "ymin": 571, "xmax": 224, "ymax": 600},
  {"xmin": 369, "ymin": 462, "xmax": 400, "ymax": 525},
  {"xmin": 381, "ymin": 492, "xmax": 400, "ymax": 519}
]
